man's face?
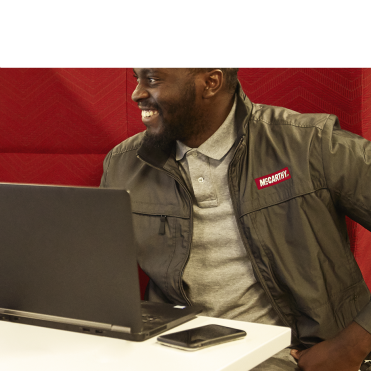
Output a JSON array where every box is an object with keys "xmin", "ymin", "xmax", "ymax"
[{"xmin": 132, "ymin": 68, "xmax": 206, "ymax": 150}]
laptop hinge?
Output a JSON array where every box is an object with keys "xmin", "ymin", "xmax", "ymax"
[
  {"xmin": 0, "ymin": 308, "xmax": 113, "ymax": 331},
  {"xmin": 111, "ymin": 325, "xmax": 131, "ymax": 334}
]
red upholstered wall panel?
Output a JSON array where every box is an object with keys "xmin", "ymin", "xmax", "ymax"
[
  {"xmin": 239, "ymin": 69, "xmax": 363, "ymax": 132},
  {"xmin": 0, "ymin": 68, "xmax": 370, "ymax": 293},
  {"xmin": 0, "ymin": 68, "xmax": 129, "ymax": 155},
  {"xmin": 0, "ymin": 153, "xmax": 106, "ymax": 186}
]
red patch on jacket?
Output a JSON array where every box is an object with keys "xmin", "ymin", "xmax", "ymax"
[{"xmin": 255, "ymin": 167, "xmax": 291, "ymax": 190}]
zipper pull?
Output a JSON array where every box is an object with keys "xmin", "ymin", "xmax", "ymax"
[{"xmin": 159, "ymin": 215, "xmax": 167, "ymax": 235}]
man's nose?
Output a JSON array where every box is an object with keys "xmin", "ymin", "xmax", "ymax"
[{"xmin": 131, "ymin": 83, "xmax": 149, "ymax": 102}]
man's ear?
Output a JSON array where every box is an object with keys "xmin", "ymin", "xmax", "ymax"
[{"xmin": 203, "ymin": 69, "xmax": 223, "ymax": 98}]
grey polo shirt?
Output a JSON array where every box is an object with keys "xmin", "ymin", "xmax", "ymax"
[
  {"xmin": 175, "ymin": 97, "xmax": 283, "ymax": 326},
  {"xmin": 175, "ymin": 98, "xmax": 296, "ymax": 369}
]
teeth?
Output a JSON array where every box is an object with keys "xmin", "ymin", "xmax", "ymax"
[{"xmin": 141, "ymin": 110, "xmax": 158, "ymax": 118}]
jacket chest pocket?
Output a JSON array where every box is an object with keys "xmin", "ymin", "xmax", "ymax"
[
  {"xmin": 131, "ymin": 208, "xmax": 191, "ymax": 299},
  {"xmin": 131, "ymin": 212, "xmax": 175, "ymax": 272}
]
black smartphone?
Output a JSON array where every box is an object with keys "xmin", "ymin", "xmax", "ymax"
[{"xmin": 157, "ymin": 324, "xmax": 247, "ymax": 351}]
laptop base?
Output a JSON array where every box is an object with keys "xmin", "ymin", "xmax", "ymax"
[{"xmin": 0, "ymin": 301, "xmax": 202, "ymax": 342}]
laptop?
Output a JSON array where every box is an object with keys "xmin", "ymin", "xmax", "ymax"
[{"xmin": 0, "ymin": 183, "xmax": 202, "ymax": 341}]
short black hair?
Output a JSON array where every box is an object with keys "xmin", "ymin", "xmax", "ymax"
[{"xmin": 189, "ymin": 68, "xmax": 239, "ymax": 94}]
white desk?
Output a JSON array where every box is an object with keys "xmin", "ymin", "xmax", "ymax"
[{"xmin": 0, "ymin": 316, "xmax": 291, "ymax": 371}]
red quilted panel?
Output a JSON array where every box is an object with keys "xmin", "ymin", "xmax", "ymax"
[
  {"xmin": 0, "ymin": 68, "xmax": 129, "ymax": 154},
  {"xmin": 354, "ymin": 226, "xmax": 371, "ymax": 289},
  {"xmin": 238, "ymin": 69, "xmax": 363, "ymax": 135},
  {"xmin": 0, "ymin": 153, "xmax": 106, "ymax": 186},
  {"xmin": 361, "ymin": 69, "xmax": 371, "ymax": 141}
]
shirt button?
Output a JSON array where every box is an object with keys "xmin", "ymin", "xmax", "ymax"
[
  {"xmin": 193, "ymin": 152, "xmax": 198, "ymax": 157},
  {"xmin": 198, "ymin": 177, "xmax": 204, "ymax": 183}
]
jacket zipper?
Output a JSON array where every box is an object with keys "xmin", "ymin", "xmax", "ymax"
[
  {"xmin": 227, "ymin": 137, "xmax": 297, "ymax": 340},
  {"xmin": 158, "ymin": 215, "xmax": 167, "ymax": 235},
  {"xmin": 136, "ymin": 155, "xmax": 193, "ymax": 306}
]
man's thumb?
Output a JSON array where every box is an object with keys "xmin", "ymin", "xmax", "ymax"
[{"xmin": 290, "ymin": 349, "xmax": 303, "ymax": 361}]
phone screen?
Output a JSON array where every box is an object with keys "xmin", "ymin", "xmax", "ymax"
[{"xmin": 157, "ymin": 324, "xmax": 246, "ymax": 350}]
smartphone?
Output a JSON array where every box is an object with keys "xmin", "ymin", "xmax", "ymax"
[{"xmin": 157, "ymin": 324, "xmax": 247, "ymax": 351}]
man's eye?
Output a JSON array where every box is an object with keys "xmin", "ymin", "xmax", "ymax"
[{"xmin": 133, "ymin": 75, "xmax": 157, "ymax": 84}]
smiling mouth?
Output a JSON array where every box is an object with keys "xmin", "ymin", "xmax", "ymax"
[{"xmin": 141, "ymin": 109, "xmax": 159, "ymax": 118}]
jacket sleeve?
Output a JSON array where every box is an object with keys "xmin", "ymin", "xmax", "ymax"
[
  {"xmin": 99, "ymin": 149, "xmax": 113, "ymax": 188},
  {"xmin": 321, "ymin": 114, "xmax": 371, "ymax": 334}
]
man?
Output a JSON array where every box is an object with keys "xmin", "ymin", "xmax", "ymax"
[{"xmin": 100, "ymin": 68, "xmax": 371, "ymax": 370}]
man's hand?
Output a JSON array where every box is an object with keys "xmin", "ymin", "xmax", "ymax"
[{"xmin": 290, "ymin": 321, "xmax": 371, "ymax": 371}]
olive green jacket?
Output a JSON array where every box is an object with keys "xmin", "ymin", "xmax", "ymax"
[{"xmin": 100, "ymin": 83, "xmax": 371, "ymax": 348}]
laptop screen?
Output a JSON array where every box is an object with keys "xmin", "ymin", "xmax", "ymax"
[{"xmin": 0, "ymin": 184, "xmax": 142, "ymax": 332}]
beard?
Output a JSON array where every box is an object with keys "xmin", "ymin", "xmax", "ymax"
[{"xmin": 142, "ymin": 80, "xmax": 206, "ymax": 151}]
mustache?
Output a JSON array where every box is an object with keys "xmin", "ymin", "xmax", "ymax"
[{"xmin": 138, "ymin": 102, "xmax": 160, "ymax": 111}]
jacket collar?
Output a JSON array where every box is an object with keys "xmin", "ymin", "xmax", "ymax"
[
  {"xmin": 137, "ymin": 81, "xmax": 253, "ymax": 170},
  {"xmin": 234, "ymin": 81, "xmax": 253, "ymax": 141}
]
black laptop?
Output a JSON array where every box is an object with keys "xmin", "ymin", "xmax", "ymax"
[{"xmin": 0, "ymin": 183, "xmax": 201, "ymax": 341}]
